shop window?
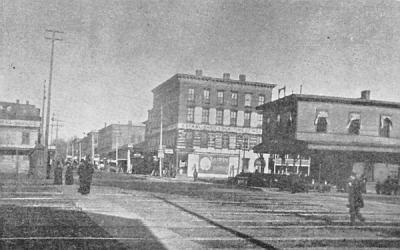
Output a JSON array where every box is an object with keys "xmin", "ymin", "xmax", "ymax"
[
  {"xmin": 230, "ymin": 110, "xmax": 237, "ymax": 126},
  {"xmin": 380, "ymin": 115, "xmax": 392, "ymax": 137},
  {"xmin": 244, "ymin": 93, "xmax": 252, "ymax": 107},
  {"xmin": 202, "ymin": 108, "xmax": 209, "ymax": 124},
  {"xmin": 347, "ymin": 113, "xmax": 361, "ymax": 135},
  {"xmin": 231, "ymin": 92, "xmax": 238, "ymax": 106},
  {"xmin": 203, "ymin": 89, "xmax": 210, "ymax": 104},
  {"xmin": 187, "ymin": 88, "xmax": 194, "ymax": 102},
  {"xmin": 216, "ymin": 109, "xmax": 224, "ymax": 125},
  {"xmin": 217, "ymin": 91, "xmax": 224, "ymax": 105},
  {"xmin": 244, "ymin": 111, "xmax": 251, "ymax": 127},
  {"xmin": 22, "ymin": 131, "xmax": 30, "ymax": 145},
  {"xmin": 314, "ymin": 110, "xmax": 328, "ymax": 133},
  {"xmin": 186, "ymin": 107, "xmax": 194, "ymax": 122}
]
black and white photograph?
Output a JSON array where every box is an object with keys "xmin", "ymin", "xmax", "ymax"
[{"xmin": 1, "ymin": 0, "xmax": 400, "ymax": 249}]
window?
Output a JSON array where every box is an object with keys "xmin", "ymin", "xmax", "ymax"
[
  {"xmin": 286, "ymin": 112, "xmax": 294, "ymax": 133},
  {"xmin": 222, "ymin": 134, "xmax": 229, "ymax": 148},
  {"xmin": 203, "ymin": 89, "xmax": 210, "ymax": 104},
  {"xmin": 230, "ymin": 110, "xmax": 237, "ymax": 126},
  {"xmin": 380, "ymin": 115, "xmax": 392, "ymax": 137},
  {"xmin": 244, "ymin": 93, "xmax": 252, "ymax": 107},
  {"xmin": 231, "ymin": 92, "xmax": 238, "ymax": 106},
  {"xmin": 243, "ymin": 136, "xmax": 249, "ymax": 150},
  {"xmin": 187, "ymin": 88, "xmax": 194, "ymax": 102},
  {"xmin": 22, "ymin": 132, "xmax": 30, "ymax": 145},
  {"xmin": 314, "ymin": 110, "xmax": 328, "ymax": 133},
  {"xmin": 216, "ymin": 109, "xmax": 224, "ymax": 125},
  {"xmin": 257, "ymin": 113, "xmax": 263, "ymax": 128},
  {"xmin": 202, "ymin": 108, "xmax": 209, "ymax": 124},
  {"xmin": 200, "ymin": 132, "xmax": 208, "ymax": 148},
  {"xmin": 244, "ymin": 111, "xmax": 251, "ymax": 127},
  {"xmin": 186, "ymin": 107, "xmax": 194, "ymax": 122},
  {"xmin": 217, "ymin": 91, "xmax": 224, "ymax": 105},
  {"xmin": 258, "ymin": 95, "xmax": 265, "ymax": 106},
  {"xmin": 347, "ymin": 113, "xmax": 361, "ymax": 135},
  {"xmin": 186, "ymin": 131, "xmax": 193, "ymax": 148}
]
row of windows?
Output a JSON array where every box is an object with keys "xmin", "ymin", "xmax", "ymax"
[
  {"xmin": 187, "ymin": 107, "xmax": 263, "ymax": 127},
  {"xmin": 266, "ymin": 111, "xmax": 394, "ymax": 138},
  {"xmin": 188, "ymin": 88, "xmax": 265, "ymax": 107}
]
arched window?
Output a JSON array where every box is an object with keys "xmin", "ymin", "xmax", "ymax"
[
  {"xmin": 315, "ymin": 110, "xmax": 328, "ymax": 133},
  {"xmin": 380, "ymin": 115, "xmax": 392, "ymax": 137},
  {"xmin": 347, "ymin": 113, "xmax": 361, "ymax": 135}
]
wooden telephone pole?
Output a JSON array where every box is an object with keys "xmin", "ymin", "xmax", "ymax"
[{"xmin": 44, "ymin": 29, "xmax": 63, "ymax": 179}]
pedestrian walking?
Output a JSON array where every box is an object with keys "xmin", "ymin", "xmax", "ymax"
[
  {"xmin": 79, "ymin": 157, "xmax": 94, "ymax": 195},
  {"xmin": 77, "ymin": 159, "xmax": 85, "ymax": 194},
  {"xmin": 348, "ymin": 172, "xmax": 366, "ymax": 225},
  {"xmin": 53, "ymin": 161, "xmax": 63, "ymax": 185},
  {"xmin": 193, "ymin": 165, "xmax": 198, "ymax": 182},
  {"xmin": 65, "ymin": 162, "xmax": 74, "ymax": 185}
]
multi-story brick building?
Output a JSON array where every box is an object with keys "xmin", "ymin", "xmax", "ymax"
[
  {"xmin": 0, "ymin": 100, "xmax": 41, "ymax": 173},
  {"xmin": 255, "ymin": 91, "xmax": 400, "ymax": 188},
  {"xmin": 145, "ymin": 70, "xmax": 276, "ymax": 178},
  {"xmin": 97, "ymin": 121, "xmax": 145, "ymax": 160}
]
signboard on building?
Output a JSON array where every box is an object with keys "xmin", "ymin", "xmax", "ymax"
[
  {"xmin": 0, "ymin": 119, "xmax": 40, "ymax": 128},
  {"xmin": 178, "ymin": 123, "xmax": 261, "ymax": 135},
  {"xmin": 198, "ymin": 155, "xmax": 229, "ymax": 174}
]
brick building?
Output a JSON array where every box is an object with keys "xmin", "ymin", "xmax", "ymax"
[
  {"xmin": 0, "ymin": 100, "xmax": 41, "ymax": 173},
  {"xmin": 145, "ymin": 71, "xmax": 276, "ymax": 178},
  {"xmin": 97, "ymin": 121, "xmax": 145, "ymax": 160},
  {"xmin": 255, "ymin": 91, "xmax": 400, "ymax": 188}
]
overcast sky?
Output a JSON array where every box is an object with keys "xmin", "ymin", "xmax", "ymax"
[{"xmin": 2, "ymin": 0, "xmax": 400, "ymax": 139}]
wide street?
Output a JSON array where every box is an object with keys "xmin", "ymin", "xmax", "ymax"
[{"xmin": 0, "ymin": 172, "xmax": 399, "ymax": 249}]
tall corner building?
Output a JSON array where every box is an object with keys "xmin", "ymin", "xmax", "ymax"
[{"xmin": 145, "ymin": 70, "xmax": 276, "ymax": 178}]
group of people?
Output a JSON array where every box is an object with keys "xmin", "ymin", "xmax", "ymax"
[{"xmin": 52, "ymin": 157, "xmax": 94, "ymax": 195}]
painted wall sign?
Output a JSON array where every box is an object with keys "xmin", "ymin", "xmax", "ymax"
[
  {"xmin": 178, "ymin": 123, "xmax": 261, "ymax": 135},
  {"xmin": 0, "ymin": 119, "xmax": 40, "ymax": 128},
  {"xmin": 198, "ymin": 155, "xmax": 229, "ymax": 174}
]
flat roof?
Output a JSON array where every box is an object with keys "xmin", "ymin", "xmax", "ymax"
[
  {"xmin": 152, "ymin": 73, "xmax": 276, "ymax": 93},
  {"xmin": 258, "ymin": 94, "xmax": 400, "ymax": 110}
]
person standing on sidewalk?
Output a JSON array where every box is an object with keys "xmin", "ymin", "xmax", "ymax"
[
  {"xmin": 65, "ymin": 162, "xmax": 74, "ymax": 185},
  {"xmin": 53, "ymin": 160, "xmax": 63, "ymax": 185},
  {"xmin": 193, "ymin": 165, "xmax": 198, "ymax": 182},
  {"xmin": 79, "ymin": 157, "xmax": 94, "ymax": 195},
  {"xmin": 348, "ymin": 172, "xmax": 366, "ymax": 225}
]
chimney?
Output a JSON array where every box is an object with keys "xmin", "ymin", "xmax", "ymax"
[
  {"xmin": 104, "ymin": 122, "xmax": 107, "ymax": 128},
  {"xmin": 361, "ymin": 90, "xmax": 370, "ymax": 100},
  {"xmin": 239, "ymin": 74, "xmax": 246, "ymax": 81},
  {"xmin": 128, "ymin": 120, "xmax": 132, "ymax": 126},
  {"xmin": 195, "ymin": 69, "xmax": 203, "ymax": 77},
  {"xmin": 16, "ymin": 99, "xmax": 20, "ymax": 104},
  {"xmin": 26, "ymin": 101, "xmax": 29, "ymax": 105},
  {"xmin": 223, "ymin": 73, "xmax": 230, "ymax": 80}
]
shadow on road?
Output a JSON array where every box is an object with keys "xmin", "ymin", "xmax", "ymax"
[{"xmin": 0, "ymin": 204, "xmax": 166, "ymax": 250}]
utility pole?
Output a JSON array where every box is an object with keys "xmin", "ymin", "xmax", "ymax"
[
  {"xmin": 44, "ymin": 29, "xmax": 63, "ymax": 179},
  {"xmin": 159, "ymin": 106, "xmax": 164, "ymax": 177},
  {"xmin": 91, "ymin": 132, "xmax": 95, "ymax": 165},
  {"xmin": 40, "ymin": 81, "xmax": 46, "ymax": 144}
]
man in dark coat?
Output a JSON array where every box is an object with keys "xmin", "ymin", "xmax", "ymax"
[
  {"xmin": 348, "ymin": 172, "xmax": 365, "ymax": 225},
  {"xmin": 78, "ymin": 157, "xmax": 94, "ymax": 195},
  {"xmin": 53, "ymin": 161, "xmax": 63, "ymax": 185},
  {"xmin": 65, "ymin": 162, "xmax": 74, "ymax": 185}
]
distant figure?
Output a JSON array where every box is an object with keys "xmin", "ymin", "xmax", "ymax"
[
  {"xmin": 53, "ymin": 161, "xmax": 63, "ymax": 185},
  {"xmin": 348, "ymin": 172, "xmax": 365, "ymax": 225},
  {"xmin": 193, "ymin": 165, "xmax": 198, "ymax": 182},
  {"xmin": 65, "ymin": 162, "xmax": 74, "ymax": 185},
  {"xmin": 78, "ymin": 157, "xmax": 94, "ymax": 195}
]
